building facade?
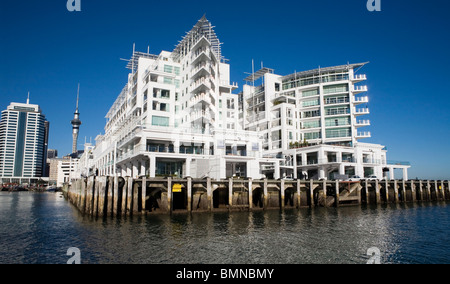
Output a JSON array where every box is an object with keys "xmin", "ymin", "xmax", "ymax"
[
  {"xmin": 78, "ymin": 17, "xmax": 409, "ymax": 181},
  {"xmin": 240, "ymin": 63, "xmax": 410, "ymax": 180},
  {"xmin": 89, "ymin": 17, "xmax": 268, "ymax": 180},
  {"xmin": 0, "ymin": 100, "xmax": 49, "ymax": 183}
]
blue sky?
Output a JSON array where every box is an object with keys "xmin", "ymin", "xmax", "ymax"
[{"xmin": 1, "ymin": 0, "xmax": 449, "ymax": 179}]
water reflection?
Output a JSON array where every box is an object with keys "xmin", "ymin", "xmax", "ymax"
[{"xmin": 1, "ymin": 192, "xmax": 449, "ymax": 264}]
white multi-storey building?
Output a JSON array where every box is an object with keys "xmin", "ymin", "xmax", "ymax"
[
  {"xmin": 240, "ymin": 63, "xmax": 410, "ymax": 180},
  {"xmin": 81, "ymin": 17, "xmax": 410, "ymax": 181},
  {"xmin": 90, "ymin": 17, "xmax": 267, "ymax": 180},
  {"xmin": 0, "ymin": 99, "xmax": 49, "ymax": 183}
]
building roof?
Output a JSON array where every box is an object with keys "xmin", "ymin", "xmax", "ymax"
[
  {"xmin": 244, "ymin": 67, "xmax": 275, "ymax": 83},
  {"xmin": 172, "ymin": 16, "xmax": 223, "ymax": 62},
  {"xmin": 281, "ymin": 62, "xmax": 369, "ymax": 82}
]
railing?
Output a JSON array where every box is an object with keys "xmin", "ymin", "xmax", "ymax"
[
  {"xmin": 387, "ymin": 160, "xmax": 411, "ymax": 166},
  {"xmin": 354, "ymin": 108, "xmax": 370, "ymax": 114},
  {"xmin": 352, "ymin": 74, "xmax": 367, "ymax": 81},
  {"xmin": 355, "ymin": 120, "xmax": 370, "ymax": 126},
  {"xmin": 357, "ymin": 131, "xmax": 371, "ymax": 138},
  {"xmin": 354, "ymin": 96, "xmax": 369, "ymax": 103},
  {"xmin": 352, "ymin": 85, "xmax": 368, "ymax": 92}
]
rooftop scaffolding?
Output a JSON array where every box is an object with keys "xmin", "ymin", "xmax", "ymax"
[{"xmin": 172, "ymin": 15, "xmax": 224, "ymax": 62}]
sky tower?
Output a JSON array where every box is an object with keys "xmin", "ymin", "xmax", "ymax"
[{"xmin": 71, "ymin": 84, "xmax": 82, "ymax": 154}]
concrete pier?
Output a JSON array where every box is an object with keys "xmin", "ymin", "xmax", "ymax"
[{"xmin": 63, "ymin": 178, "xmax": 450, "ymax": 217}]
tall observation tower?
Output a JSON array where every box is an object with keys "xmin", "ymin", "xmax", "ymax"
[{"xmin": 71, "ymin": 84, "xmax": 82, "ymax": 154}]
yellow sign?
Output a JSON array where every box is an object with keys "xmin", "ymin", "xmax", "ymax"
[{"xmin": 172, "ymin": 184, "xmax": 183, "ymax": 193}]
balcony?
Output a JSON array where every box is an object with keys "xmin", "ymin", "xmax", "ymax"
[
  {"xmin": 356, "ymin": 131, "xmax": 371, "ymax": 139},
  {"xmin": 191, "ymin": 63, "xmax": 211, "ymax": 79},
  {"xmin": 190, "ymin": 93, "xmax": 212, "ymax": 106},
  {"xmin": 352, "ymin": 85, "xmax": 368, "ymax": 94},
  {"xmin": 191, "ymin": 47, "xmax": 211, "ymax": 65},
  {"xmin": 191, "ymin": 77, "xmax": 211, "ymax": 93},
  {"xmin": 190, "ymin": 110, "xmax": 213, "ymax": 122},
  {"xmin": 354, "ymin": 107, "xmax": 370, "ymax": 115},
  {"xmin": 355, "ymin": 120, "xmax": 371, "ymax": 127},
  {"xmin": 354, "ymin": 96, "xmax": 369, "ymax": 104},
  {"xmin": 352, "ymin": 74, "xmax": 367, "ymax": 82}
]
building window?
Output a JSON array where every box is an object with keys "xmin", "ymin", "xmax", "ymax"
[
  {"xmin": 326, "ymin": 128, "xmax": 351, "ymax": 138},
  {"xmin": 302, "ymin": 89, "xmax": 319, "ymax": 97},
  {"xmin": 164, "ymin": 65, "xmax": 173, "ymax": 73},
  {"xmin": 304, "ymin": 132, "xmax": 321, "ymax": 140},
  {"xmin": 323, "ymin": 84, "xmax": 349, "ymax": 94},
  {"xmin": 152, "ymin": 116, "xmax": 169, "ymax": 127}
]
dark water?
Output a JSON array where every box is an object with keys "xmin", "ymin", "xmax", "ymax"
[{"xmin": 0, "ymin": 192, "xmax": 449, "ymax": 264}]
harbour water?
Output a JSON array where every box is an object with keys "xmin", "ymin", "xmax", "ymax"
[{"xmin": 0, "ymin": 192, "xmax": 449, "ymax": 264}]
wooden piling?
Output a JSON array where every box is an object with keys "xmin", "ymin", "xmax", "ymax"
[
  {"xmin": 187, "ymin": 177, "xmax": 192, "ymax": 212},
  {"xmin": 107, "ymin": 176, "xmax": 114, "ymax": 216},
  {"xmin": 206, "ymin": 177, "xmax": 212, "ymax": 212},
  {"xmin": 167, "ymin": 177, "xmax": 172, "ymax": 213},
  {"xmin": 248, "ymin": 178, "xmax": 253, "ymax": 211},
  {"xmin": 336, "ymin": 180, "xmax": 340, "ymax": 207},
  {"xmin": 65, "ymin": 177, "xmax": 450, "ymax": 218},
  {"xmin": 309, "ymin": 180, "xmax": 314, "ymax": 207},
  {"xmin": 375, "ymin": 180, "xmax": 380, "ymax": 204},
  {"xmin": 133, "ymin": 180, "xmax": 139, "ymax": 214},
  {"xmin": 113, "ymin": 176, "xmax": 119, "ymax": 216},
  {"xmin": 229, "ymin": 178, "xmax": 233, "ymax": 210},
  {"xmin": 141, "ymin": 176, "xmax": 147, "ymax": 213},
  {"xmin": 393, "ymin": 180, "xmax": 399, "ymax": 203},
  {"xmin": 263, "ymin": 179, "xmax": 268, "ymax": 210}
]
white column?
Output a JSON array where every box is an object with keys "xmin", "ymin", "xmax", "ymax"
[
  {"xmin": 185, "ymin": 157, "xmax": 191, "ymax": 177},
  {"xmin": 140, "ymin": 159, "xmax": 146, "ymax": 177},
  {"xmin": 132, "ymin": 161, "xmax": 139, "ymax": 178},
  {"xmin": 339, "ymin": 164, "xmax": 345, "ymax": 175},
  {"xmin": 402, "ymin": 168, "xmax": 408, "ymax": 181},
  {"xmin": 389, "ymin": 166, "xmax": 395, "ymax": 180},
  {"xmin": 149, "ymin": 155, "xmax": 156, "ymax": 178},
  {"xmin": 293, "ymin": 154, "xmax": 298, "ymax": 179},
  {"xmin": 319, "ymin": 166, "xmax": 326, "ymax": 180}
]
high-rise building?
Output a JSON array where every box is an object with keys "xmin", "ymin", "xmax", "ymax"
[
  {"xmin": 78, "ymin": 16, "xmax": 410, "ymax": 181},
  {"xmin": 90, "ymin": 16, "xmax": 265, "ymax": 179},
  {"xmin": 0, "ymin": 98, "xmax": 49, "ymax": 182},
  {"xmin": 240, "ymin": 63, "xmax": 410, "ymax": 180}
]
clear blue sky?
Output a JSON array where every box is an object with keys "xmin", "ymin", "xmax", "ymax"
[{"xmin": 1, "ymin": 0, "xmax": 449, "ymax": 179}]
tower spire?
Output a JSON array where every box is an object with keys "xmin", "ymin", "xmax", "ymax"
[
  {"xmin": 76, "ymin": 83, "xmax": 80, "ymax": 111},
  {"xmin": 71, "ymin": 84, "xmax": 82, "ymax": 154}
]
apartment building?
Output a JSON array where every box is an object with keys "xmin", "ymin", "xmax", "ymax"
[
  {"xmin": 80, "ymin": 16, "xmax": 409, "ymax": 181},
  {"xmin": 240, "ymin": 63, "xmax": 410, "ymax": 180},
  {"xmin": 90, "ymin": 16, "xmax": 269, "ymax": 180}
]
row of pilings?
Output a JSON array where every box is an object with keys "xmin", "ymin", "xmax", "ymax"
[{"xmin": 63, "ymin": 177, "xmax": 450, "ymax": 217}]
